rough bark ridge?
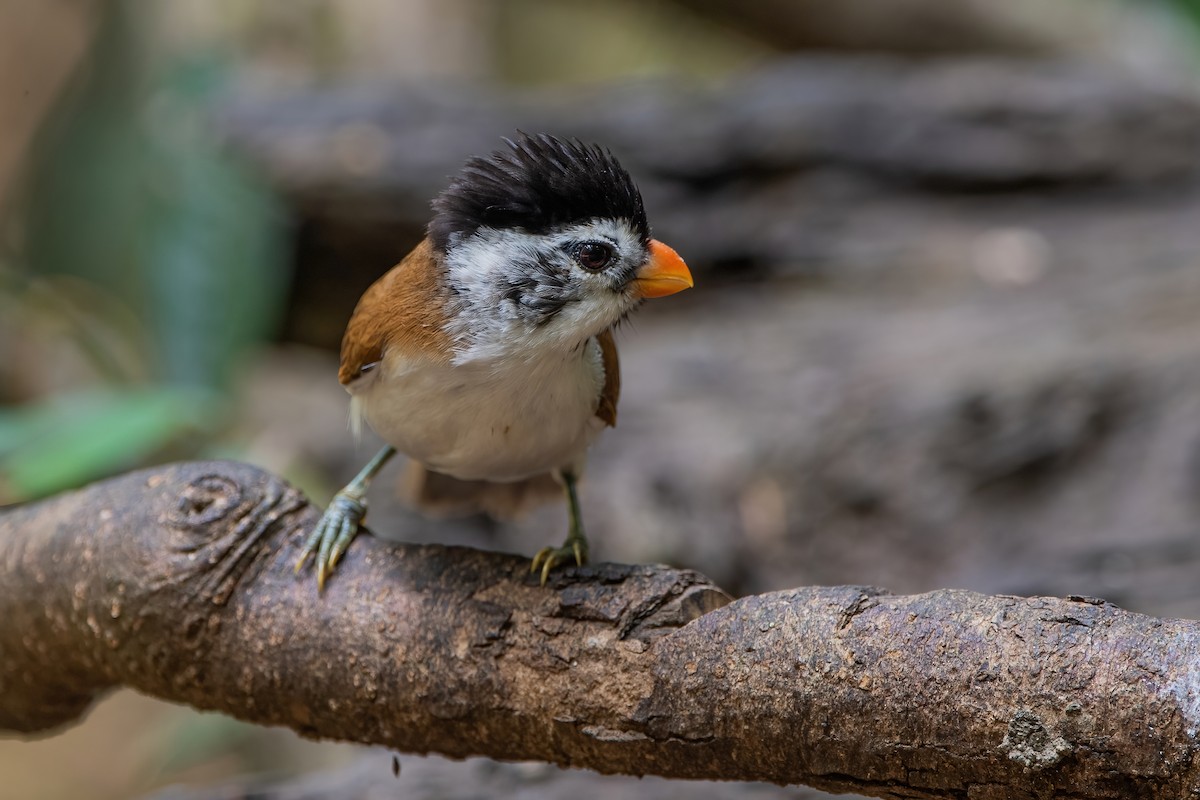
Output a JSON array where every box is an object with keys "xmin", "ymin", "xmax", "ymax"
[{"xmin": 2, "ymin": 461, "xmax": 1200, "ymax": 799}]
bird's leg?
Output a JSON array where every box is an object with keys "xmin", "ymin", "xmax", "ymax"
[
  {"xmin": 531, "ymin": 468, "xmax": 589, "ymax": 585},
  {"xmin": 295, "ymin": 445, "xmax": 396, "ymax": 590}
]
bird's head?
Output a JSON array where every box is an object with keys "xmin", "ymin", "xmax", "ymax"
[{"xmin": 429, "ymin": 133, "xmax": 692, "ymax": 362}]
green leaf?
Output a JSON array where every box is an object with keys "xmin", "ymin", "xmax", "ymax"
[
  {"xmin": 23, "ymin": 0, "xmax": 288, "ymax": 392},
  {"xmin": 0, "ymin": 387, "xmax": 222, "ymax": 500}
]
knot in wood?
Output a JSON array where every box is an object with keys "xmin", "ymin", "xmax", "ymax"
[
  {"xmin": 1002, "ymin": 709, "xmax": 1073, "ymax": 769},
  {"xmin": 157, "ymin": 466, "xmax": 306, "ymax": 604},
  {"xmin": 173, "ymin": 475, "xmax": 243, "ymax": 528}
]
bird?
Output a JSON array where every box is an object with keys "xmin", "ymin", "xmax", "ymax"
[{"xmin": 295, "ymin": 133, "xmax": 693, "ymax": 590}]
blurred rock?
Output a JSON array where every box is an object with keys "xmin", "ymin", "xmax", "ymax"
[
  {"xmin": 220, "ymin": 56, "xmax": 1200, "ymax": 197},
  {"xmin": 217, "ymin": 55, "xmax": 1200, "ymax": 344}
]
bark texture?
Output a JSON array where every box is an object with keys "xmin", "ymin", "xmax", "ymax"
[{"xmin": 2, "ymin": 461, "xmax": 1200, "ymax": 799}]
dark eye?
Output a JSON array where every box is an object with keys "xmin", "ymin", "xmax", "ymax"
[{"xmin": 574, "ymin": 242, "xmax": 613, "ymax": 272}]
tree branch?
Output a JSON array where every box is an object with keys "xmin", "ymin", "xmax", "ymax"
[{"xmin": 2, "ymin": 461, "xmax": 1199, "ymax": 798}]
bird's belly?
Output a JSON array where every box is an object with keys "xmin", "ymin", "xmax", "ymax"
[{"xmin": 356, "ymin": 349, "xmax": 605, "ymax": 482}]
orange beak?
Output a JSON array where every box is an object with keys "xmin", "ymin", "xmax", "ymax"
[{"xmin": 632, "ymin": 240, "xmax": 694, "ymax": 299}]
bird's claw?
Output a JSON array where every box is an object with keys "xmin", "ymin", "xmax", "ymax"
[
  {"xmin": 295, "ymin": 491, "xmax": 367, "ymax": 591},
  {"xmin": 530, "ymin": 537, "xmax": 588, "ymax": 586}
]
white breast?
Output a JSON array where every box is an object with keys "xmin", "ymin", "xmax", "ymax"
[{"xmin": 350, "ymin": 338, "xmax": 607, "ymax": 482}]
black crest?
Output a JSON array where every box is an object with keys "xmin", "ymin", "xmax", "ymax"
[{"xmin": 429, "ymin": 133, "xmax": 650, "ymax": 254}]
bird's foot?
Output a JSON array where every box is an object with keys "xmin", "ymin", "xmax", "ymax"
[
  {"xmin": 294, "ymin": 490, "xmax": 367, "ymax": 590},
  {"xmin": 530, "ymin": 535, "xmax": 588, "ymax": 586}
]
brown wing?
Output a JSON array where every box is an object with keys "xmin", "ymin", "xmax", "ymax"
[
  {"xmin": 339, "ymin": 239, "xmax": 453, "ymax": 385},
  {"xmin": 595, "ymin": 328, "xmax": 620, "ymax": 427}
]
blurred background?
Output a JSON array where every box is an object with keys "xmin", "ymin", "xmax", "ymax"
[{"xmin": 4, "ymin": 0, "xmax": 1200, "ymax": 798}]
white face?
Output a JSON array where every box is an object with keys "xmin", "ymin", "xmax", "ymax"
[{"xmin": 442, "ymin": 217, "xmax": 649, "ymax": 364}]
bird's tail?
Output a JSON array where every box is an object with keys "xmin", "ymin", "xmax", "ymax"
[{"xmin": 399, "ymin": 462, "xmax": 563, "ymax": 520}]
